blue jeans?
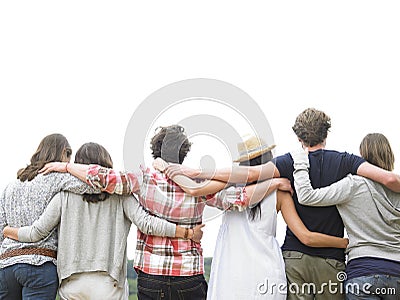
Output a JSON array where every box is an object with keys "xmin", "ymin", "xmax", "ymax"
[
  {"xmin": 345, "ymin": 275, "xmax": 400, "ymax": 300},
  {"xmin": 137, "ymin": 271, "xmax": 207, "ymax": 300},
  {"xmin": 0, "ymin": 262, "xmax": 58, "ymax": 300}
]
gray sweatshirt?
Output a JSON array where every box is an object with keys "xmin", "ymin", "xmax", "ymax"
[
  {"xmin": 291, "ymin": 150, "xmax": 400, "ymax": 263},
  {"xmin": 18, "ymin": 191, "xmax": 176, "ymax": 287}
]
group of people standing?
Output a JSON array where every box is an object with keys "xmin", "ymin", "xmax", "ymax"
[{"xmin": 0, "ymin": 107, "xmax": 399, "ymax": 299}]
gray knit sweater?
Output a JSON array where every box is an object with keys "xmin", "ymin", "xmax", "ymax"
[
  {"xmin": 18, "ymin": 191, "xmax": 176, "ymax": 287},
  {"xmin": 0, "ymin": 172, "xmax": 99, "ymax": 268},
  {"xmin": 292, "ymin": 150, "xmax": 400, "ymax": 263}
]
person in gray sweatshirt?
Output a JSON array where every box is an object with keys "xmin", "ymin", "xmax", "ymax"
[
  {"xmin": 291, "ymin": 133, "xmax": 400, "ymax": 300},
  {"xmin": 3, "ymin": 142, "xmax": 204, "ymax": 300}
]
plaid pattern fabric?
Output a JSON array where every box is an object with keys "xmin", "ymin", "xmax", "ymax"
[{"xmin": 86, "ymin": 165, "xmax": 247, "ymax": 276}]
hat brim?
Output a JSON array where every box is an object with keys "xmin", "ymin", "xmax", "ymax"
[{"xmin": 233, "ymin": 144, "xmax": 276, "ymax": 162}]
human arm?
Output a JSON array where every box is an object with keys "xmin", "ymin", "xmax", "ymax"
[
  {"xmin": 357, "ymin": 162, "xmax": 400, "ymax": 192},
  {"xmin": 3, "ymin": 193, "xmax": 62, "ymax": 242},
  {"xmin": 163, "ymin": 161, "xmax": 280, "ymax": 184},
  {"xmin": 153, "ymin": 158, "xmax": 229, "ymax": 196},
  {"xmin": 204, "ymin": 177, "xmax": 292, "ymax": 211},
  {"xmin": 122, "ymin": 195, "xmax": 204, "ymax": 242},
  {"xmin": 291, "ymin": 149, "xmax": 355, "ymax": 206},
  {"xmin": 40, "ymin": 162, "xmax": 140, "ymax": 195},
  {"xmin": 278, "ymin": 190, "xmax": 348, "ymax": 248},
  {"xmin": 245, "ymin": 178, "xmax": 292, "ymax": 207}
]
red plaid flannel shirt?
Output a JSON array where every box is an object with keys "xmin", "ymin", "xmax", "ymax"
[{"xmin": 86, "ymin": 165, "xmax": 248, "ymax": 276}]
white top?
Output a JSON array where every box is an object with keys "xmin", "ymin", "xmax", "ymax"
[{"xmin": 207, "ymin": 191, "xmax": 287, "ymax": 299}]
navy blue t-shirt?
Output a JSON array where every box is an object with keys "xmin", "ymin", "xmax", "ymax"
[{"xmin": 273, "ymin": 149, "xmax": 365, "ymax": 262}]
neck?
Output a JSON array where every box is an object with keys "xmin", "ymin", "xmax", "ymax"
[{"xmin": 307, "ymin": 144, "xmax": 325, "ymax": 152}]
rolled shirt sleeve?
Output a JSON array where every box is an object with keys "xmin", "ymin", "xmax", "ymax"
[
  {"xmin": 205, "ymin": 186, "xmax": 248, "ymax": 211},
  {"xmin": 86, "ymin": 165, "xmax": 141, "ymax": 195}
]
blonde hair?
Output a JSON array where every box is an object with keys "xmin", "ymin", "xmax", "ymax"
[{"xmin": 359, "ymin": 133, "xmax": 395, "ymax": 171}]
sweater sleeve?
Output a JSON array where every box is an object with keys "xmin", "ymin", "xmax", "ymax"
[
  {"xmin": 291, "ymin": 150, "xmax": 354, "ymax": 206},
  {"xmin": 18, "ymin": 193, "xmax": 62, "ymax": 242},
  {"xmin": 122, "ymin": 195, "xmax": 176, "ymax": 237},
  {"xmin": 0, "ymin": 189, "xmax": 7, "ymax": 244}
]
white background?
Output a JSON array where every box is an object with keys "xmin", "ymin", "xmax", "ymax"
[{"xmin": 1, "ymin": 1, "xmax": 399, "ymax": 258}]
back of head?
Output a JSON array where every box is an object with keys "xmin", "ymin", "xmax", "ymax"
[
  {"xmin": 150, "ymin": 125, "xmax": 192, "ymax": 164},
  {"xmin": 359, "ymin": 133, "xmax": 394, "ymax": 171},
  {"xmin": 17, "ymin": 133, "xmax": 72, "ymax": 182},
  {"xmin": 74, "ymin": 142, "xmax": 113, "ymax": 202},
  {"xmin": 292, "ymin": 108, "xmax": 331, "ymax": 147}
]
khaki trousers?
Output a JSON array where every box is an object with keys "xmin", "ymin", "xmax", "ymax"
[{"xmin": 283, "ymin": 251, "xmax": 346, "ymax": 300}]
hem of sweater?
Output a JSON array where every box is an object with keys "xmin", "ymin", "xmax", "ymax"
[
  {"xmin": 59, "ymin": 262, "xmax": 125, "ymax": 288},
  {"xmin": 0, "ymin": 255, "xmax": 56, "ymax": 269},
  {"xmin": 348, "ymin": 248, "xmax": 400, "ymax": 264},
  {"xmin": 134, "ymin": 266, "xmax": 204, "ymax": 277}
]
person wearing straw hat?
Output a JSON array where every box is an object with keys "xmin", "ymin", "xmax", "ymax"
[
  {"xmin": 205, "ymin": 134, "xmax": 349, "ymax": 299},
  {"xmin": 233, "ymin": 134, "xmax": 276, "ymax": 164},
  {"xmin": 159, "ymin": 134, "xmax": 349, "ymax": 299}
]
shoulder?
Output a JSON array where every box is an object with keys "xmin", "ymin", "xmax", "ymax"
[
  {"xmin": 272, "ymin": 153, "xmax": 293, "ymax": 175},
  {"xmin": 141, "ymin": 166, "xmax": 175, "ymax": 186},
  {"xmin": 273, "ymin": 152, "xmax": 292, "ymax": 162},
  {"xmin": 324, "ymin": 149, "xmax": 364, "ymax": 161}
]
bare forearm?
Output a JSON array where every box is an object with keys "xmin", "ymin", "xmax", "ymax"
[
  {"xmin": 172, "ymin": 175, "xmax": 227, "ymax": 197},
  {"xmin": 66, "ymin": 163, "xmax": 90, "ymax": 182},
  {"xmin": 358, "ymin": 162, "xmax": 400, "ymax": 192},
  {"xmin": 303, "ymin": 232, "xmax": 349, "ymax": 248},
  {"xmin": 245, "ymin": 179, "xmax": 276, "ymax": 206},
  {"xmin": 207, "ymin": 165, "xmax": 275, "ymax": 183}
]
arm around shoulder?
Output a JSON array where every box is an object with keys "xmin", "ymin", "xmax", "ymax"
[{"xmin": 357, "ymin": 162, "xmax": 400, "ymax": 192}]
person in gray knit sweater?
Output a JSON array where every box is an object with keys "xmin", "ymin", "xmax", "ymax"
[
  {"xmin": 291, "ymin": 133, "xmax": 400, "ymax": 300},
  {"xmin": 4, "ymin": 142, "xmax": 203, "ymax": 300},
  {"xmin": 0, "ymin": 133, "xmax": 98, "ymax": 300}
]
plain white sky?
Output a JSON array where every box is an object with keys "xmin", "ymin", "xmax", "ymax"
[{"xmin": 1, "ymin": 1, "xmax": 400, "ymax": 258}]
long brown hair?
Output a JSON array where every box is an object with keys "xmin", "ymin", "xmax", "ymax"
[
  {"xmin": 359, "ymin": 133, "xmax": 395, "ymax": 171},
  {"xmin": 17, "ymin": 133, "xmax": 72, "ymax": 182},
  {"xmin": 74, "ymin": 142, "xmax": 113, "ymax": 203}
]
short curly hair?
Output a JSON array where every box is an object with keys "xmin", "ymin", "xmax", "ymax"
[
  {"xmin": 150, "ymin": 125, "xmax": 192, "ymax": 164},
  {"xmin": 292, "ymin": 108, "xmax": 331, "ymax": 147}
]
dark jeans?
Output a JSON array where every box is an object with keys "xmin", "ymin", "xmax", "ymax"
[
  {"xmin": 0, "ymin": 262, "xmax": 58, "ymax": 300},
  {"xmin": 345, "ymin": 275, "xmax": 400, "ymax": 300},
  {"xmin": 137, "ymin": 271, "xmax": 207, "ymax": 300}
]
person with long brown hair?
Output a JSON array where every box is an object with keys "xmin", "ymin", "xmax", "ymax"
[
  {"xmin": 0, "ymin": 133, "xmax": 96, "ymax": 299},
  {"xmin": 3, "ymin": 142, "xmax": 203, "ymax": 300}
]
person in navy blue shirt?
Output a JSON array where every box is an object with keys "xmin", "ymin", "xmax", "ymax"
[{"xmin": 164, "ymin": 108, "xmax": 400, "ymax": 300}]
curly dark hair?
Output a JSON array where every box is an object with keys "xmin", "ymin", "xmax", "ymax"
[
  {"xmin": 292, "ymin": 108, "xmax": 331, "ymax": 147},
  {"xmin": 150, "ymin": 125, "xmax": 192, "ymax": 164}
]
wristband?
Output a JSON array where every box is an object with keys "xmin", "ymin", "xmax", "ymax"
[{"xmin": 184, "ymin": 227, "xmax": 189, "ymax": 239}]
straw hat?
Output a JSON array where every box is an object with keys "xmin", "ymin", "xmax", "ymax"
[{"xmin": 234, "ymin": 134, "xmax": 276, "ymax": 162}]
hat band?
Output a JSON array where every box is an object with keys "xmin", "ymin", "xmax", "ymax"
[{"xmin": 238, "ymin": 144, "xmax": 271, "ymax": 157}]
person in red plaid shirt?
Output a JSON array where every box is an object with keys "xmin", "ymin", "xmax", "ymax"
[{"xmin": 40, "ymin": 125, "xmax": 292, "ymax": 300}]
